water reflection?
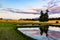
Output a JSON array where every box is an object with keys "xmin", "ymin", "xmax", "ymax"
[
  {"xmin": 39, "ymin": 25, "xmax": 49, "ymax": 37},
  {"xmin": 17, "ymin": 26, "xmax": 60, "ymax": 40}
]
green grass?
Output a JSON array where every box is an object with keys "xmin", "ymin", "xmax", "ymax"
[{"xmin": 0, "ymin": 22, "xmax": 35, "ymax": 40}]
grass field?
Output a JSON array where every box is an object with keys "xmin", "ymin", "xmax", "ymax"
[{"xmin": 0, "ymin": 22, "xmax": 35, "ymax": 40}]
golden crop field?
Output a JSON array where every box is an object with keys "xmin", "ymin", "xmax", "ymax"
[{"xmin": 0, "ymin": 20, "xmax": 60, "ymax": 23}]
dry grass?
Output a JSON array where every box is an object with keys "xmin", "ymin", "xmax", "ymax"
[{"xmin": 0, "ymin": 20, "xmax": 60, "ymax": 23}]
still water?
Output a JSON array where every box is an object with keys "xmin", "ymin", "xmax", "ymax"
[{"xmin": 17, "ymin": 26, "xmax": 60, "ymax": 40}]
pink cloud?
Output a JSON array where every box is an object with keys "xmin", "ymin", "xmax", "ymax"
[
  {"xmin": 49, "ymin": 6, "xmax": 60, "ymax": 13},
  {"xmin": 31, "ymin": 6, "xmax": 60, "ymax": 13},
  {"xmin": 3, "ymin": 8, "xmax": 38, "ymax": 14}
]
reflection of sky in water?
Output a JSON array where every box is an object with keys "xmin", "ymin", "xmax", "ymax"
[
  {"xmin": 49, "ymin": 26, "xmax": 60, "ymax": 32},
  {"xmin": 17, "ymin": 26, "xmax": 60, "ymax": 40}
]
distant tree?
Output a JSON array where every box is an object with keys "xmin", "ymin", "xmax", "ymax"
[
  {"xmin": 49, "ymin": 17, "xmax": 60, "ymax": 20},
  {"xmin": 0, "ymin": 18, "xmax": 3, "ymax": 20}
]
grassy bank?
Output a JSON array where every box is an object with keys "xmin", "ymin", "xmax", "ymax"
[{"xmin": 0, "ymin": 22, "xmax": 35, "ymax": 40}]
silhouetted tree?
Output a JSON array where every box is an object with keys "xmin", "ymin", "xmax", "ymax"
[
  {"xmin": 39, "ymin": 10, "xmax": 49, "ymax": 22},
  {"xmin": 0, "ymin": 18, "xmax": 3, "ymax": 20},
  {"xmin": 44, "ymin": 10, "xmax": 49, "ymax": 21},
  {"xmin": 39, "ymin": 10, "xmax": 44, "ymax": 22}
]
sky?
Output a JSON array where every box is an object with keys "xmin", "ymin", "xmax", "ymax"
[
  {"xmin": 0, "ymin": 0, "xmax": 60, "ymax": 10},
  {"xmin": 0, "ymin": 0, "xmax": 52, "ymax": 9},
  {"xmin": 0, "ymin": 0, "xmax": 60, "ymax": 19}
]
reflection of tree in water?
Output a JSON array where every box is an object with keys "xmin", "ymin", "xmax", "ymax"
[{"xmin": 39, "ymin": 25, "xmax": 49, "ymax": 37}]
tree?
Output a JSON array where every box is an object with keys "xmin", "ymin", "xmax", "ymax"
[
  {"xmin": 39, "ymin": 10, "xmax": 49, "ymax": 22},
  {"xmin": 39, "ymin": 10, "xmax": 44, "ymax": 22},
  {"xmin": 0, "ymin": 18, "xmax": 3, "ymax": 20},
  {"xmin": 44, "ymin": 10, "xmax": 49, "ymax": 21}
]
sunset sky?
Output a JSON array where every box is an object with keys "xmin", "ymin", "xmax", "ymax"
[{"xmin": 0, "ymin": 0, "xmax": 60, "ymax": 19}]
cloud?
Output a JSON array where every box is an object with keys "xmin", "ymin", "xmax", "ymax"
[
  {"xmin": 49, "ymin": 6, "xmax": 60, "ymax": 13},
  {"xmin": 0, "ymin": 9, "xmax": 39, "ymax": 19},
  {"xmin": 2, "ymin": 8, "xmax": 38, "ymax": 14},
  {"xmin": 30, "ymin": 6, "xmax": 60, "ymax": 14}
]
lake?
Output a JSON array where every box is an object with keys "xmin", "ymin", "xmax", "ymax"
[{"xmin": 17, "ymin": 26, "xmax": 60, "ymax": 40}]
